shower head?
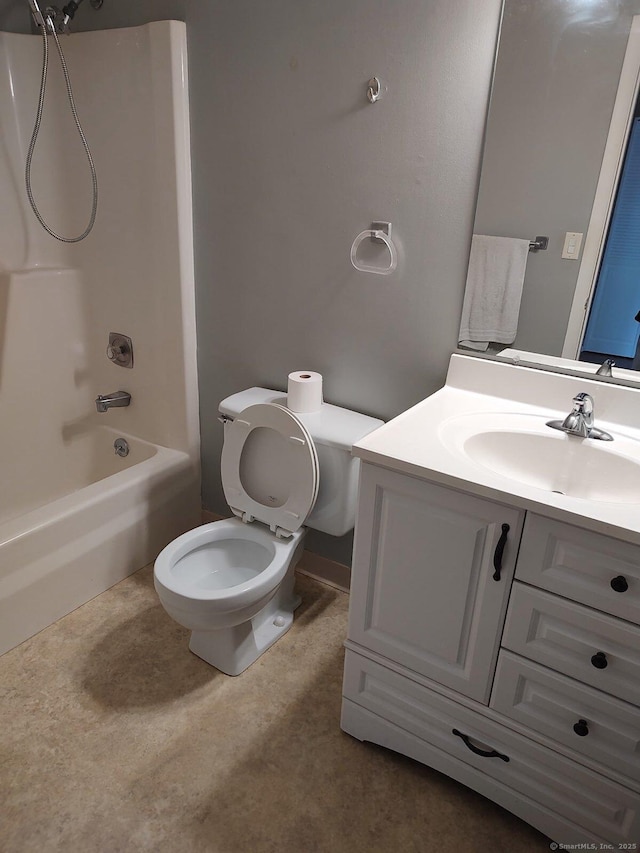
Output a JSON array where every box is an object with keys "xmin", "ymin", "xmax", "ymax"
[
  {"xmin": 27, "ymin": 0, "xmax": 57, "ymax": 33},
  {"xmin": 27, "ymin": 0, "xmax": 45, "ymax": 24}
]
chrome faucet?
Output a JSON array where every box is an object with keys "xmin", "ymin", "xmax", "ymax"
[
  {"xmin": 595, "ymin": 358, "xmax": 615, "ymax": 377},
  {"xmin": 95, "ymin": 391, "xmax": 131, "ymax": 413},
  {"xmin": 547, "ymin": 392, "xmax": 613, "ymax": 441}
]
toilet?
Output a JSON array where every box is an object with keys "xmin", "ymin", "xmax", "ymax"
[{"xmin": 154, "ymin": 386, "xmax": 383, "ymax": 675}]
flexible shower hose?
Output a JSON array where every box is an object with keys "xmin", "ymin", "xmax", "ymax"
[{"xmin": 25, "ymin": 14, "xmax": 97, "ymax": 242}]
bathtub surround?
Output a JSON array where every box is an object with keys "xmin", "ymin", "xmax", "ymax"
[
  {"xmin": 1, "ymin": 565, "xmax": 549, "ymax": 853},
  {"xmin": 0, "ymin": 22, "xmax": 200, "ymax": 655}
]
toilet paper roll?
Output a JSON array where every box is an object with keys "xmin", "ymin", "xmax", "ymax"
[{"xmin": 287, "ymin": 371, "xmax": 323, "ymax": 413}]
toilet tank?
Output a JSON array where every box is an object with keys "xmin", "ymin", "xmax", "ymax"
[{"xmin": 218, "ymin": 388, "xmax": 384, "ymax": 537}]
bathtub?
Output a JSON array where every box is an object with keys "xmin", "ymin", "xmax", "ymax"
[
  {"xmin": 0, "ymin": 427, "xmax": 200, "ymax": 656},
  {"xmin": 0, "ymin": 21, "xmax": 200, "ymax": 656}
]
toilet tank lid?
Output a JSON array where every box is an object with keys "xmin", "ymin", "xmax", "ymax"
[{"xmin": 219, "ymin": 387, "xmax": 384, "ymax": 451}]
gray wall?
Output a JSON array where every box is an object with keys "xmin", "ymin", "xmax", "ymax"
[
  {"xmin": 0, "ymin": 0, "xmax": 30, "ymax": 31},
  {"xmin": 474, "ymin": 0, "xmax": 640, "ymax": 357},
  {"xmin": 5, "ymin": 0, "xmax": 502, "ymax": 564}
]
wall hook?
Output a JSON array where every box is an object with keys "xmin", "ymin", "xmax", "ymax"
[{"xmin": 367, "ymin": 77, "xmax": 381, "ymax": 104}]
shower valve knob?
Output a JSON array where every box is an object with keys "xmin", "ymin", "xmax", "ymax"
[{"xmin": 107, "ymin": 333, "xmax": 134, "ymax": 368}]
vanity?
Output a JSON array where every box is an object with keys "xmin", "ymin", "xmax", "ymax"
[{"xmin": 341, "ymin": 354, "xmax": 640, "ymax": 846}]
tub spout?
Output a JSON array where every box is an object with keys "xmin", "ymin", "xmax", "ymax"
[{"xmin": 96, "ymin": 391, "xmax": 131, "ymax": 413}]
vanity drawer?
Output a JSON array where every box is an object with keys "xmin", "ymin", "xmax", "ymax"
[
  {"xmin": 503, "ymin": 582, "xmax": 640, "ymax": 705},
  {"xmin": 491, "ymin": 651, "xmax": 640, "ymax": 783},
  {"xmin": 342, "ymin": 650, "xmax": 640, "ymax": 843},
  {"xmin": 516, "ymin": 514, "xmax": 640, "ymax": 625}
]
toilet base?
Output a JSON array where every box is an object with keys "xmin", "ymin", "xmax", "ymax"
[{"xmin": 188, "ymin": 576, "xmax": 302, "ymax": 676}]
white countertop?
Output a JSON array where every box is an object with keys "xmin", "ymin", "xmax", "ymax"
[{"xmin": 352, "ymin": 354, "xmax": 640, "ymax": 546}]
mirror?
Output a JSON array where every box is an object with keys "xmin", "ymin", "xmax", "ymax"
[{"xmin": 469, "ymin": 0, "xmax": 640, "ymax": 383}]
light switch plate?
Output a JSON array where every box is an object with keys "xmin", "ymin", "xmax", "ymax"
[{"xmin": 562, "ymin": 231, "xmax": 583, "ymax": 260}]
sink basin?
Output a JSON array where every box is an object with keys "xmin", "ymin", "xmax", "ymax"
[{"xmin": 441, "ymin": 413, "xmax": 640, "ymax": 504}]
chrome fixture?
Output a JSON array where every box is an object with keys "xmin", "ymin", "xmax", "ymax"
[
  {"xmin": 95, "ymin": 391, "xmax": 131, "ymax": 413},
  {"xmin": 61, "ymin": 1, "xmax": 86, "ymax": 33},
  {"xmin": 366, "ymin": 77, "xmax": 381, "ymax": 104},
  {"xmin": 61, "ymin": 1, "xmax": 103, "ymax": 33},
  {"xmin": 350, "ymin": 221, "xmax": 398, "ymax": 275},
  {"xmin": 528, "ymin": 236, "xmax": 549, "ymax": 252},
  {"xmin": 28, "ymin": 0, "xmax": 103, "ymax": 34},
  {"xmin": 25, "ymin": 0, "xmax": 98, "ymax": 242},
  {"xmin": 107, "ymin": 332, "xmax": 134, "ymax": 368},
  {"xmin": 27, "ymin": 0, "xmax": 54, "ymax": 31},
  {"xmin": 547, "ymin": 392, "xmax": 613, "ymax": 441},
  {"xmin": 113, "ymin": 437, "xmax": 129, "ymax": 457},
  {"xmin": 595, "ymin": 358, "xmax": 615, "ymax": 377}
]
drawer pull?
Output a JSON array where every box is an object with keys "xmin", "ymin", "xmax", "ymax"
[
  {"xmin": 590, "ymin": 651, "xmax": 608, "ymax": 670},
  {"xmin": 492, "ymin": 523, "xmax": 510, "ymax": 581},
  {"xmin": 452, "ymin": 729, "xmax": 510, "ymax": 762},
  {"xmin": 610, "ymin": 575, "xmax": 629, "ymax": 593},
  {"xmin": 573, "ymin": 719, "xmax": 589, "ymax": 737}
]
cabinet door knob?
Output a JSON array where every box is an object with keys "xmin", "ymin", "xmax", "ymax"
[
  {"xmin": 610, "ymin": 575, "xmax": 629, "ymax": 593},
  {"xmin": 590, "ymin": 651, "xmax": 608, "ymax": 669},
  {"xmin": 573, "ymin": 719, "xmax": 589, "ymax": 737},
  {"xmin": 452, "ymin": 729, "xmax": 510, "ymax": 762},
  {"xmin": 492, "ymin": 523, "xmax": 510, "ymax": 581}
]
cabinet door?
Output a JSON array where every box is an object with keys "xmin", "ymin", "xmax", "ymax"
[{"xmin": 348, "ymin": 464, "xmax": 524, "ymax": 702}]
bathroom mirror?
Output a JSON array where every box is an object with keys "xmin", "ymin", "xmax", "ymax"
[{"xmin": 467, "ymin": 0, "xmax": 640, "ymax": 384}]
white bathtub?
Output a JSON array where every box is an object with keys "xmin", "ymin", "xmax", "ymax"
[
  {"xmin": 0, "ymin": 426, "xmax": 200, "ymax": 656},
  {"xmin": 0, "ymin": 21, "xmax": 200, "ymax": 656}
]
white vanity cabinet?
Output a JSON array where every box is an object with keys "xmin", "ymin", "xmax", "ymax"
[{"xmin": 342, "ymin": 464, "xmax": 640, "ymax": 847}]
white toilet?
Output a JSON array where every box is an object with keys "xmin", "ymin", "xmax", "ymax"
[{"xmin": 154, "ymin": 387, "xmax": 383, "ymax": 675}]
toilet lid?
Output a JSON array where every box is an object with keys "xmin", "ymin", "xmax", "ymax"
[{"xmin": 221, "ymin": 402, "xmax": 319, "ymax": 536}]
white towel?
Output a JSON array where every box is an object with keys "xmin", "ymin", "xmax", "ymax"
[{"xmin": 458, "ymin": 235, "xmax": 530, "ymax": 351}]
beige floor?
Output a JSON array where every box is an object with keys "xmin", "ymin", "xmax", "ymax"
[{"xmin": 2, "ymin": 567, "xmax": 550, "ymax": 853}]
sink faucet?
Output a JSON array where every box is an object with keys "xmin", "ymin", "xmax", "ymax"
[
  {"xmin": 547, "ymin": 392, "xmax": 613, "ymax": 441},
  {"xmin": 595, "ymin": 358, "xmax": 615, "ymax": 377},
  {"xmin": 95, "ymin": 391, "xmax": 131, "ymax": 413}
]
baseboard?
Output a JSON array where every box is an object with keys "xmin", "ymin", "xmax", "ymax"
[
  {"xmin": 296, "ymin": 552, "xmax": 350, "ymax": 593},
  {"xmin": 200, "ymin": 509, "xmax": 351, "ymax": 592}
]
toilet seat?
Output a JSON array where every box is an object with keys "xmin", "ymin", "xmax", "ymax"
[{"xmin": 221, "ymin": 403, "xmax": 319, "ymax": 537}]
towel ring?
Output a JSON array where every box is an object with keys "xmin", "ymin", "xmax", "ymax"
[{"xmin": 350, "ymin": 221, "xmax": 397, "ymax": 276}]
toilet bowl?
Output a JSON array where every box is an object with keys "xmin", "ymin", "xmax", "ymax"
[
  {"xmin": 154, "ymin": 518, "xmax": 305, "ymax": 675},
  {"xmin": 153, "ymin": 386, "xmax": 384, "ymax": 676}
]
